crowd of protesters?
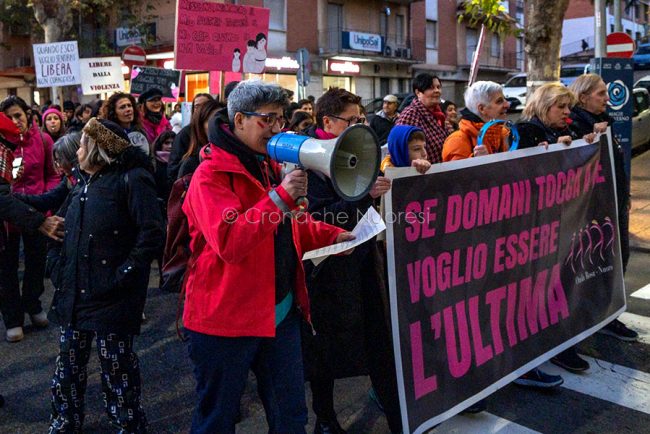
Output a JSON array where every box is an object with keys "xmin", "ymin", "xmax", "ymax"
[{"xmin": 0, "ymin": 71, "xmax": 639, "ymax": 434}]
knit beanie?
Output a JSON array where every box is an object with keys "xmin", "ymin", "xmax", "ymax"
[
  {"xmin": 82, "ymin": 118, "xmax": 131, "ymax": 157},
  {"xmin": 42, "ymin": 108, "xmax": 64, "ymax": 125}
]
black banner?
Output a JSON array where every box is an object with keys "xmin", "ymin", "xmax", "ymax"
[
  {"xmin": 385, "ymin": 137, "xmax": 625, "ymax": 434},
  {"xmin": 130, "ymin": 66, "xmax": 181, "ymax": 100}
]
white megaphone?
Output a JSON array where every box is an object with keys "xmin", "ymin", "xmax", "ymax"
[{"xmin": 266, "ymin": 124, "xmax": 381, "ymax": 202}]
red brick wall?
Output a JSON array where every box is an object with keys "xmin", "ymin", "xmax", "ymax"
[
  {"xmin": 565, "ymin": 0, "xmax": 595, "ymax": 19},
  {"xmin": 438, "ymin": 0, "xmax": 458, "ymax": 66},
  {"xmin": 410, "ymin": 1, "xmax": 426, "ymax": 61},
  {"xmin": 287, "ymin": 0, "xmax": 318, "ymax": 52}
]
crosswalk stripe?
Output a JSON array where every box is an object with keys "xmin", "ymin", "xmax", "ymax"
[
  {"xmin": 431, "ymin": 412, "xmax": 542, "ymax": 434},
  {"xmin": 630, "ymin": 283, "xmax": 650, "ymax": 300},
  {"xmin": 618, "ymin": 312, "xmax": 650, "ymax": 343},
  {"xmin": 541, "ymin": 355, "xmax": 650, "ymax": 414}
]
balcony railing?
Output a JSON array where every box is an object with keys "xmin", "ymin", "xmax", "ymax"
[
  {"xmin": 319, "ymin": 27, "xmax": 419, "ymax": 60},
  {"xmin": 461, "ymin": 46, "xmax": 521, "ymax": 70}
]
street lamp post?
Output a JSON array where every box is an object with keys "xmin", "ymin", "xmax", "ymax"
[{"xmin": 594, "ymin": 0, "xmax": 607, "ymax": 57}]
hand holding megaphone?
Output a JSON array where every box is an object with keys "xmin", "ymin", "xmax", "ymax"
[{"xmin": 280, "ymin": 169, "xmax": 308, "ymax": 200}]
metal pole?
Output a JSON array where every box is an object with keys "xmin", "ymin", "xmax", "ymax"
[
  {"xmin": 614, "ymin": 0, "xmax": 622, "ymax": 32},
  {"xmin": 594, "ymin": 0, "xmax": 607, "ymax": 57}
]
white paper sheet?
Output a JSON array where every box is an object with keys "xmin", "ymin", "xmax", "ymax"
[{"xmin": 302, "ymin": 206, "xmax": 386, "ymax": 265}]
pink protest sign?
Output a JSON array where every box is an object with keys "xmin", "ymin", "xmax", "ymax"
[{"xmin": 175, "ymin": 0, "xmax": 270, "ymax": 73}]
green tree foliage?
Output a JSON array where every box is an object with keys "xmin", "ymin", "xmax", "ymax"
[
  {"xmin": 458, "ymin": 0, "xmax": 521, "ymax": 37},
  {"xmin": 0, "ymin": 0, "xmax": 156, "ymax": 53}
]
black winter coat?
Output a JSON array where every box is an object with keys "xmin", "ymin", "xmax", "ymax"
[
  {"xmin": 301, "ymin": 128, "xmax": 389, "ymax": 380},
  {"xmin": 48, "ymin": 147, "xmax": 165, "ymax": 334},
  {"xmin": 369, "ymin": 112, "xmax": 397, "ymax": 145},
  {"xmin": 570, "ymin": 107, "xmax": 630, "ymax": 268}
]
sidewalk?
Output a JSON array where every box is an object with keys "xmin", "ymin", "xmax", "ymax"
[{"xmin": 629, "ymin": 149, "xmax": 650, "ymax": 251}]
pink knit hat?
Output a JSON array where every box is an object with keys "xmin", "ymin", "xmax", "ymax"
[{"xmin": 42, "ymin": 107, "xmax": 65, "ymax": 124}]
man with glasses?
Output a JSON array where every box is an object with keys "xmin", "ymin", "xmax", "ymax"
[
  {"xmin": 302, "ymin": 87, "xmax": 402, "ymax": 434},
  {"xmin": 182, "ymin": 80, "xmax": 353, "ymax": 434}
]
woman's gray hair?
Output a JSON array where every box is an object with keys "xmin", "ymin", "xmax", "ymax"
[
  {"xmin": 464, "ymin": 81, "xmax": 504, "ymax": 116},
  {"xmin": 227, "ymin": 79, "xmax": 290, "ymax": 122},
  {"xmin": 53, "ymin": 133, "xmax": 81, "ymax": 166},
  {"xmin": 81, "ymin": 133, "xmax": 114, "ymax": 167},
  {"xmin": 569, "ymin": 74, "xmax": 605, "ymax": 107}
]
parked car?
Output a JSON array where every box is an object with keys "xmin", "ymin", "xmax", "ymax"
[
  {"xmin": 633, "ymin": 43, "xmax": 650, "ymax": 69},
  {"xmin": 632, "ymin": 87, "xmax": 650, "ymax": 149},
  {"xmin": 502, "ymin": 73, "xmax": 527, "ymax": 108},
  {"xmin": 634, "ymin": 75, "xmax": 650, "ymax": 93},
  {"xmin": 559, "ymin": 63, "xmax": 590, "ymax": 87}
]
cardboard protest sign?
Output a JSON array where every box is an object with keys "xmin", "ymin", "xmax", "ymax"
[
  {"xmin": 79, "ymin": 57, "xmax": 125, "ymax": 95},
  {"xmin": 33, "ymin": 41, "xmax": 81, "ymax": 87},
  {"xmin": 130, "ymin": 67, "xmax": 181, "ymax": 101},
  {"xmin": 384, "ymin": 135, "xmax": 625, "ymax": 434},
  {"xmin": 175, "ymin": 0, "xmax": 270, "ymax": 73}
]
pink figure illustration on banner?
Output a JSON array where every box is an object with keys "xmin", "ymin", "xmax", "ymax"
[
  {"xmin": 252, "ymin": 33, "xmax": 267, "ymax": 73},
  {"xmin": 170, "ymin": 83, "xmax": 180, "ymax": 100},
  {"xmin": 232, "ymin": 48, "xmax": 241, "ymax": 72},
  {"xmin": 242, "ymin": 40, "xmax": 256, "ymax": 73},
  {"xmin": 131, "ymin": 66, "xmax": 141, "ymax": 80}
]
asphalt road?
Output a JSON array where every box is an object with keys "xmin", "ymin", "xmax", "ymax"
[{"xmin": 2, "ymin": 152, "xmax": 650, "ymax": 434}]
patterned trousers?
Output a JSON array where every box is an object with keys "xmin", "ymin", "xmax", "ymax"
[{"xmin": 48, "ymin": 327, "xmax": 147, "ymax": 434}]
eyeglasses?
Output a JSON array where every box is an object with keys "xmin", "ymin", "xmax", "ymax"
[
  {"xmin": 328, "ymin": 114, "xmax": 366, "ymax": 127},
  {"xmin": 241, "ymin": 111, "xmax": 286, "ymax": 129}
]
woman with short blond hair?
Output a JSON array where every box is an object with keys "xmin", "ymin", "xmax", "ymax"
[{"xmin": 519, "ymin": 83, "xmax": 579, "ymax": 147}]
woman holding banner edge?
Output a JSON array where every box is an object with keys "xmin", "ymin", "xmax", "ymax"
[{"xmin": 569, "ymin": 75, "xmax": 638, "ymax": 342}]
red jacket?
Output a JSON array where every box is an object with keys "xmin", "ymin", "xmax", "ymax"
[
  {"xmin": 182, "ymin": 145, "xmax": 344, "ymax": 337},
  {"xmin": 12, "ymin": 123, "xmax": 59, "ymax": 195}
]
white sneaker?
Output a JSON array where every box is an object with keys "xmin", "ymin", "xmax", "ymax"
[
  {"xmin": 30, "ymin": 311, "xmax": 49, "ymax": 328},
  {"xmin": 6, "ymin": 327, "xmax": 24, "ymax": 342}
]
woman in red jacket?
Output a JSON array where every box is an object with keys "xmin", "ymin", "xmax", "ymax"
[
  {"xmin": 0, "ymin": 96, "xmax": 60, "ymax": 342},
  {"xmin": 182, "ymin": 80, "xmax": 353, "ymax": 434}
]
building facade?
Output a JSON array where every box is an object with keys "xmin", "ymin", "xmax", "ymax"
[
  {"xmin": 561, "ymin": 0, "xmax": 649, "ymax": 59},
  {"xmin": 0, "ymin": 0, "xmax": 529, "ymax": 106}
]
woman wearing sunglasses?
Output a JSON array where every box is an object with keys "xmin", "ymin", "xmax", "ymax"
[{"xmin": 182, "ymin": 80, "xmax": 353, "ymax": 434}]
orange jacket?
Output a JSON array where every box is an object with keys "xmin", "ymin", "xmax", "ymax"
[{"xmin": 442, "ymin": 117, "xmax": 508, "ymax": 161}]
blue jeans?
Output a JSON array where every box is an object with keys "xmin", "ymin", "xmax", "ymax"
[{"xmin": 186, "ymin": 310, "xmax": 307, "ymax": 434}]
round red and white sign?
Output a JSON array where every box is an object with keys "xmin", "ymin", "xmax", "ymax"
[
  {"xmin": 122, "ymin": 45, "xmax": 147, "ymax": 67},
  {"xmin": 606, "ymin": 32, "xmax": 635, "ymax": 58}
]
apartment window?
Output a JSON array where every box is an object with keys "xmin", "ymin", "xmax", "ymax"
[
  {"xmin": 396, "ymin": 14, "xmax": 405, "ymax": 44},
  {"xmin": 467, "ymin": 28, "xmax": 477, "ymax": 64},
  {"xmin": 264, "ymin": 0, "xmax": 286, "ymax": 30},
  {"xmin": 491, "ymin": 34, "xmax": 501, "ymax": 57},
  {"xmin": 635, "ymin": 3, "xmax": 641, "ymax": 20},
  {"xmin": 426, "ymin": 20, "xmax": 438, "ymax": 49},
  {"xmin": 380, "ymin": 12, "xmax": 388, "ymax": 36}
]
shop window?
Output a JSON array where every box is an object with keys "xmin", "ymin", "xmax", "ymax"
[
  {"xmin": 323, "ymin": 76, "xmax": 352, "ymax": 93},
  {"xmin": 265, "ymin": 0, "xmax": 286, "ymax": 31},
  {"xmin": 426, "ymin": 20, "xmax": 437, "ymax": 49},
  {"xmin": 186, "ymin": 73, "xmax": 210, "ymax": 102}
]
